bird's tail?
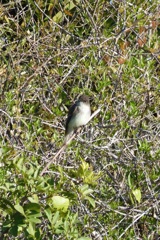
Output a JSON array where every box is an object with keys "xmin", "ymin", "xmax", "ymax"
[{"xmin": 64, "ymin": 131, "xmax": 74, "ymax": 145}]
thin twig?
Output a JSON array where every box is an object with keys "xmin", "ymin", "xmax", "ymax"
[
  {"xmin": 34, "ymin": 2, "xmax": 82, "ymax": 41},
  {"xmin": 118, "ymin": 207, "xmax": 152, "ymax": 239},
  {"xmin": 19, "ymin": 56, "xmax": 52, "ymax": 92},
  {"xmin": 0, "ymin": 109, "xmax": 13, "ymax": 124}
]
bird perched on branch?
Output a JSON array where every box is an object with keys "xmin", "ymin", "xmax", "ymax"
[{"xmin": 64, "ymin": 94, "xmax": 91, "ymax": 144}]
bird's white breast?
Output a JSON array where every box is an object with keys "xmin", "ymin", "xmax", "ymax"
[{"xmin": 69, "ymin": 102, "xmax": 91, "ymax": 128}]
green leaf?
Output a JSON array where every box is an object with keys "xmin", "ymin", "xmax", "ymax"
[
  {"xmin": 79, "ymin": 184, "xmax": 93, "ymax": 196},
  {"xmin": 27, "ymin": 212, "xmax": 42, "ymax": 218},
  {"xmin": 27, "ymin": 222, "xmax": 35, "ymax": 237},
  {"xmin": 44, "ymin": 208, "xmax": 52, "ymax": 223},
  {"xmin": 27, "ymin": 217, "xmax": 41, "ymax": 224},
  {"xmin": 14, "ymin": 204, "xmax": 25, "ymax": 216},
  {"xmin": 52, "ymin": 196, "xmax": 70, "ymax": 212},
  {"xmin": 53, "ymin": 11, "xmax": 63, "ymax": 23},
  {"xmin": 25, "ymin": 202, "xmax": 40, "ymax": 212},
  {"xmin": 128, "ymin": 173, "xmax": 132, "ymax": 189},
  {"xmin": 132, "ymin": 189, "xmax": 141, "ymax": 203},
  {"xmin": 52, "ymin": 211, "xmax": 63, "ymax": 229},
  {"xmin": 28, "ymin": 194, "xmax": 39, "ymax": 203},
  {"xmin": 85, "ymin": 196, "xmax": 95, "ymax": 208},
  {"xmin": 51, "ymin": 211, "xmax": 60, "ymax": 225},
  {"xmin": 83, "ymin": 188, "xmax": 94, "ymax": 196},
  {"xmin": 78, "ymin": 238, "xmax": 92, "ymax": 240}
]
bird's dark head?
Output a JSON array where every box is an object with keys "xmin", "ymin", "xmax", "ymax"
[{"xmin": 78, "ymin": 94, "xmax": 90, "ymax": 104}]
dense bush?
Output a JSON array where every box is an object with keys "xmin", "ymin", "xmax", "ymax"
[{"xmin": 0, "ymin": 0, "xmax": 159, "ymax": 239}]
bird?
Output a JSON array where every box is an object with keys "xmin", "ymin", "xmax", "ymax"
[{"xmin": 64, "ymin": 94, "xmax": 91, "ymax": 144}]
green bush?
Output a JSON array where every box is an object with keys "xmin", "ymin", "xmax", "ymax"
[{"xmin": 0, "ymin": 0, "xmax": 159, "ymax": 239}]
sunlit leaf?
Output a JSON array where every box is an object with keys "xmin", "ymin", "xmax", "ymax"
[
  {"xmin": 14, "ymin": 204, "xmax": 25, "ymax": 216},
  {"xmin": 52, "ymin": 196, "xmax": 69, "ymax": 212},
  {"xmin": 27, "ymin": 222, "xmax": 35, "ymax": 236},
  {"xmin": 132, "ymin": 189, "xmax": 141, "ymax": 203}
]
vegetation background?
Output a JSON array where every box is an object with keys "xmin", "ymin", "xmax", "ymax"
[{"xmin": 0, "ymin": 0, "xmax": 159, "ymax": 239}]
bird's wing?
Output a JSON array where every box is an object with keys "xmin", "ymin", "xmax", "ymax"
[{"xmin": 65, "ymin": 102, "xmax": 79, "ymax": 135}]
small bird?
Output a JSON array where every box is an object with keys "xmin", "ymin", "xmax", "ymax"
[{"xmin": 64, "ymin": 94, "xmax": 91, "ymax": 144}]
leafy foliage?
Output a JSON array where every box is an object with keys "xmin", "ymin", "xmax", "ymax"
[{"xmin": 0, "ymin": 0, "xmax": 159, "ymax": 239}]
